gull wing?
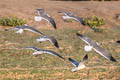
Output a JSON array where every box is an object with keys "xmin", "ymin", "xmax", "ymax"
[
  {"xmin": 24, "ymin": 46, "xmax": 39, "ymax": 51},
  {"xmin": 58, "ymin": 11, "xmax": 72, "ymax": 16},
  {"xmin": 49, "ymin": 36, "xmax": 59, "ymax": 48},
  {"xmin": 81, "ymin": 54, "xmax": 88, "ymax": 63},
  {"xmin": 68, "ymin": 58, "xmax": 79, "ymax": 67},
  {"xmin": 43, "ymin": 50, "xmax": 65, "ymax": 60},
  {"xmin": 93, "ymin": 44, "xmax": 117, "ymax": 62},
  {"xmin": 24, "ymin": 26, "xmax": 44, "ymax": 35},
  {"xmin": 5, "ymin": 26, "xmax": 20, "ymax": 31},
  {"xmin": 71, "ymin": 16, "xmax": 85, "ymax": 25},
  {"xmin": 116, "ymin": 40, "xmax": 120, "ymax": 43},
  {"xmin": 76, "ymin": 33, "xmax": 91, "ymax": 45},
  {"xmin": 43, "ymin": 15, "xmax": 56, "ymax": 29},
  {"xmin": 36, "ymin": 8, "xmax": 45, "ymax": 16}
]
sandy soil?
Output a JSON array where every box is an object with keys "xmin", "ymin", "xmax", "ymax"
[{"xmin": 0, "ymin": 0, "xmax": 120, "ymax": 30}]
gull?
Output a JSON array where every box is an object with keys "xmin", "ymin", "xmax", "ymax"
[
  {"xmin": 58, "ymin": 11, "xmax": 85, "ymax": 25},
  {"xmin": 36, "ymin": 8, "xmax": 56, "ymax": 29},
  {"xmin": 5, "ymin": 24, "xmax": 44, "ymax": 35},
  {"xmin": 76, "ymin": 33, "xmax": 117, "ymax": 62},
  {"xmin": 36, "ymin": 35, "xmax": 59, "ymax": 48},
  {"xmin": 24, "ymin": 46, "xmax": 64, "ymax": 60},
  {"xmin": 68, "ymin": 54, "xmax": 88, "ymax": 72}
]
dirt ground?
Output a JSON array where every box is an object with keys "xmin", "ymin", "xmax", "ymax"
[{"xmin": 0, "ymin": 0, "xmax": 120, "ymax": 30}]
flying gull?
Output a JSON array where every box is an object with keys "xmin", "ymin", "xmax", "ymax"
[
  {"xmin": 5, "ymin": 24, "xmax": 44, "ymax": 35},
  {"xmin": 36, "ymin": 8, "xmax": 56, "ymax": 29},
  {"xmin": 58, "ymin": 11, "xmax": 85, "ymax": 25},
  {"xmin": 36, "ymin": 35, "xmax": 59, "ymax": 48},
  {"xmin": 76, "ymin": 33, "xmax": 117, "ymax": 62},
  {"xmin": 68, "ymin": 54, "xmax": 88, "ymax": 72},
  {"xmin": 24, "ymin": 46, "xmax": 64, "ymax": 60}
]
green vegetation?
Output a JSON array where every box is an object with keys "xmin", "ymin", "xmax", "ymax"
[
  {"xmin": 0, "ymin": 17, "xmax": 27, "ymax": 26},
  {"xmin": 0, "ymin": 27, "xmax": 120, "ymax": 79},
  {"xmin": 83, "ymin": 16, "xmax": 105, "ymax": 32}
]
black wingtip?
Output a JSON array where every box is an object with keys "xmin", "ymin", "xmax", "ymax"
[
  {"xmin": 76, "ymin": 33, "xmax": 83, "ymax": 37},
  {"xmin": 116, "ymin": 40, "xmax": 120, "ymax": 43},
  {"xmin": 110, "ymin": 56, "xmax": 117, "ymax": 62},
  {"xmin": 55, "ymin": 43, "xmax": 59, "ymax": 48},
  {"xmin": 83, "ymin": 54, "xmax": 88, "ymax": 61},
  {"xmin": 60, "ymin": 56, "xmax": 65, "ymax": 60},
  {"xmin": 54, "ymin": 24, "xmax": 57, "ymax": 29},
  {"xmin": 68, "ymin": 58, "xmax": 73, "ymax": 61}
]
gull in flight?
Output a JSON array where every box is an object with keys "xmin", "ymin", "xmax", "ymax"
[
  {"xmin": 36, "ymin": 8, "xmax": 56, "ymax": 29},
  {"xmin": 36, "ymin": 35, "xmax": 59, "ymax": 48},
  {"xmin": 58, "ymin": 11, "xmax": 85, "ymax": 25},
  {"xmin": 24, "ymin": 46, "xmax": 64, "ymax": 60},
  {"xmin": 68, "ymin": 54, "xmax": 88, "ymax": 72},
  {"xmin": 5, "ymin": 24, "xmax": 44, "ymax": 35},
  {"xmin": 76, "ymin": 33, "xmax": 117, "ymax": 62}
]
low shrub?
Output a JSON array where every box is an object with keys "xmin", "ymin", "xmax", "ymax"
[
  {"xmin": 0, "ymin": 17, "xmax": 27, "ymax": 26},
  {"xmin": 83, "ymin": 16, "xmax": 105, "ymax": 32}
]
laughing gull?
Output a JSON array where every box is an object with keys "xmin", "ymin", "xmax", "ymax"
[
  {"xmin": 36, "ymin": 35, "xmax": 59, "ymax": 48},
  {"xmin": 68, "ymin": 54, "xmax": 88, "ymax": 72},
  {"xmin": 58, "ymin": 11, "xmax": 85, "ymax": 25},
  {"xmin": 6, "ymin": 24, "xmax": 44, "ymax": 35},
  {"xmin": 36, "ymin": 8, "xmax": 56, "ymax": 29},
  {"xmin": 24, "ymin": 46, "xmax": 64, "ymax": 60},
  {"xmin": 76, "ymin": 33, "xmax": 117, "ymax": 62}
]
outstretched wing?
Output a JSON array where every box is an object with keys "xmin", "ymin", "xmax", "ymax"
[
  {"xmin": 49, "ymin": 36, "xmax": 59, "ymax": 48},
  {"xmin": 43, "ymin": 16, "xmax": 56, "ymax": 29},
  {"xmin": 72, "ymin": 16, "xmax": 85, "ymax": 25},
  {"xmin": 24, "ymin": 26, "xmax": 44, "ymax": 35},
  {"xmin": 43, "ymin": 50, "xmax": 65, "ymax": 60},
  {"xmin": 58, "ymin": 11, "xmax": 72, "ymax": 16},
  {"xmin": 93, "ymin": 45, "xmax": 117, "ymax": 62},
  {"xmin": 5, "ymin": 26, "xmax": 20, "ymax": 31},
  {"xmin": 68, "ymin": 58, "xmax": 79, "ymax": 67},
  {"xmin": 81, "ymin": 54, "xmax": 88, "ymax": 63},
  {"xmin": 24, "ymin": 46, "xmax": 39, "ymax": 51}
]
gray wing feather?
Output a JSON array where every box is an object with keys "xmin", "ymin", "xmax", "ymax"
[
  {"xmin": 24, "ymin": 46, "xmax": 39, "ymax": 51},
  {"xmin": 43, "ymin": 50, "xmax": 64, "ymax": 60},
  {"xmin": 93, "ymin": 45, "xmax": 117, "ymax": 62},
  {"xmin": 43, "ymin": 16, "xmax": 56, "ymax": 29},
  {"xmin": 49, "ymin": 36, "xmax": 59, "ymax": 48},
  {"xmin": 25, "ymin": 26, "xmax": 44, "ymax": 35}
]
